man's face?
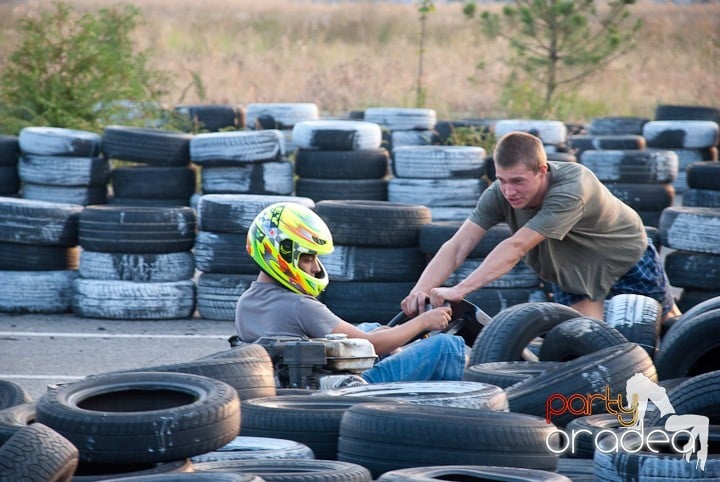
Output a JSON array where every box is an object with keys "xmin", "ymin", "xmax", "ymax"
[
  {"xmin": 298, "ymin": 253, "xmax": 322, "ymax": 277},
  {"xmin": 495, "ymin": 163, "xmax": 548, "ymax": 209}
]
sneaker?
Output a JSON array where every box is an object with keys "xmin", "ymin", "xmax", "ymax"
[{"xmin": 319, "ymin": 374, "xmax": 368, "ymax": 390}]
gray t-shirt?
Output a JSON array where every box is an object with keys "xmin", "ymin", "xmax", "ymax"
[
  {"xmin": 235, "ymin": 281, "xmax": 342, "ymax": 342},
  {"xmin": 469, "ymin": 161, "xmax": 646, "ymax": 299}
]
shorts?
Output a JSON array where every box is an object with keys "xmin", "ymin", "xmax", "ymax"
[{"xmin": 550, "ymin": 243, "xmax": 675, "ymax": 316}]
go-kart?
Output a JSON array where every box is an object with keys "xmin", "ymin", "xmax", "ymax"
[{"xmin": 229, "ymin": 299, "xmax": 490, "ymax": 389}]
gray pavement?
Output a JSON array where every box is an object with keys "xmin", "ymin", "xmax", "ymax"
[{"xmin": 0, "ymin": 312, "xmax": 235, "ymax": 401}]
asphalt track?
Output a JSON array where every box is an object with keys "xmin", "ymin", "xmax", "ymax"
[{"xmin": 0, "ymin": 312, "xmax": 235, "ymax": 401}]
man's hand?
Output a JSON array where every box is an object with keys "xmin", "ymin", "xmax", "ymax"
[
  {"xmin": 417, "ymin": 305, "xmax": 452, "ymax": 331},
  {"xmin": 401, "ymin": 290, "xmax": 430, "ymax": 316},
  {"xmin": 429, "ymin": 286, "xmax": 464, "ymax": 308}
]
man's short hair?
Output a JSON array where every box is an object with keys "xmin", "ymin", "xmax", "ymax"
[{"xmin": 493, "ymin": 131, "xmax": 547, "ymax": 173}]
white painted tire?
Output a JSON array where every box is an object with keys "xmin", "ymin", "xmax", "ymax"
[
  {"xmin": 79, "ymin": 250, "xmax": 194, "ymax": 282},
  {"xmin": 191, "ymin": 436, "xmax": 315, "ymax": 462},
  {"xmin": 493, "ymin": 119, "xmax": 568, "ymax": 145},
  {"xmin": 392, "ymin": 146, "xmax": 486, "ymax": 179},
  {"xmin": 660, "ymin": 206, "xmax": 720, "ymax": 254},
  {"xmin": 245, "ymin": 103, "xmax": 319, "ymax": 130},
  {"xmin": 200, "ymin": 162, "xmax": 294, "ymax": 195},
  {"xmin": 388, "ymin": 178, "xmax": 486, "ymax": 207},
  {"xmin": 0, "ymin": 270, "xmax": 77, "ymax": 313},
  {"xmin": 18, "ymin": 127, "xmax": 101, "ymax": 157},
  {"xmin": 190, "ymin": 130, "xmax": 285, "ymax": 164},
  {"xmin": 72, "ymin": 278, "xmax": 196, "ymax": 320},
  {"xmin": 197, "ymin": 193, "xmax": 314, "ymax": 233},
  {"xmin": 292, "ymin": 120, "xmax": 382, "ymax": 150},
  {"xmin": 364, "ymin": 107, "xmax": 437, "ymax": 131},
  {"xmin": 643, "ymin": 120, "xmax": 720, "ymax": 149},
  {"xmin": 390, "ymin": 130, "xmax": 433, "ymax": 148}
]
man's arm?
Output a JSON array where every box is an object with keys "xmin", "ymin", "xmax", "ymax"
[
  {"xmin": 428, "ymin": 226, "xmax": 546, "ymax": 307},
  {"xmin": 331, "ymin": 306, "xmax": 452, "ymax": 355},
  {"xmin": 401, "ymin": 219, "xmax": 487, "ymax": 315}
]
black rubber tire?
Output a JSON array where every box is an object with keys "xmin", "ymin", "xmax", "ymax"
[
  {"xmin": 78, "ymin": 250, "xmax": 194, "ymax": 282},
  {"xmin": 654, "ymin": 104, "xmax": 720, "ymax": 124},
  {"xmin": 568, "ymin": 134, "xmax": 646, "ymax": 156},
  {"xmin": 0, "ymin": 402, "xmax": 35, "ymax": 444},
  {"xmin": 193, "ymin": 231, "xmax": 258, "ymax": 274},
  {"xmin": 419, "ymin": 221, "xmax": 511, "ymax": 257},
  {"xmin": 200, "ymin": 162, "xmax": 294, "ymax": 196},
  {"xmin": 678, "ymin": 290, "xmax": 720, "ymax": 312},
  {"xmin": 18, "ymin": 155, "xmax": 111, "ymax": 186},
  {"xmin": 538, "ymin": 316, "xmax": 629, "ymax": 361},
  {"xmin": 654, "ymin": 308, "xmax": 720, "ymax": 379},
  {"xmin": 191, "ymin": 435, "xmax": 315, "ymax": 463},
  {"xmin": 19, "ymin": 126, "xmax": 101, "ymax": 157},
  {"xmin": 604, "ymin": 294, "xmax": 662, "ymax": 358},
  {"xmin": 295, "ymin": 149, "xmax": 389, "ymax": 179},
  {"xmin": 107, "ymin": 473, "xmax": 258, "ymax": 482},
  {"xmin": 660, "ymin": 206, "xmax": 720, "ymax": 254},
  {"xmin": 314, "ymin": 200, "xmax": 431, "ymax": 247},
  {"xmin": 646, "ymin": 370, "xmax": 720, "ymax": 427},
  {"xmin": 464, "ymin": 287, "xmax": 549, "ymax": 318},
  {"xmin": 0, "ymin": 197, "xmax": 82, "ymax": 247},
  {"xmin": 192, "ymin": 459, "xmax": 372, "ymax": 482},
  {"xmin": 0, "ymin": 270, "xmax": 76, "ymax": 314},
  {"xmin": 110, "ymin": 355, "xmax": 276, "ymax": 402},
  {"xmin": 102, "ymin": 126, "xmax": 192, "ymax": 166},
  {"xmin": 0, "ymin": 242, "xmax": 78, "ymax": 271},
  {"xmin": 462, "ymin": 361, "xmax": 563, "ymax": 388},
  {"xmin": 35, "ymin": 372, "xmax": 240, "ymax": 464},
  {"xmin": 505, "ymin": 343, "xmax": 656, "ymax": 427},
  {"xmin": 377, "ymin": 465, "xmax": 572, "ymax": 482},
  {"xmin": 323, "ymin": 245, "xmax": 426, "ymax": 282},
  {"xmin": 563, "ymin": 413, "xmax": 626, "ymax": 459},
  {"xmin": 0, "ymin": 135, "xmax": 19, "ymax": 166},
  {"xmin": 197, "ymin": 194, "xmax": 314, "ymax": 234},
  {"xmin": 295, "ymin": 178, "xmax": 389, "ymax": 203},
  {"xmin": 317, "ymin": 380, "xmax": 508, "ymax": 410},
  {"xmin": 111, "ymin": 166, "xmax": 197, "ymax": 200},
  {"xmin": 588, "ymin": 117, "xmax": 649, "ymax": 136},
  {"xmin": 686, "ymin": 161, "xmax": 720, "ymax": 190},
  {"xmin": 79, "ymin": 205, "xmax": 196, "ymax": 254},
  {"xmin": 71, "ymin": 279, "xmax": 196, "ymax": 320},
  {"xmin": 337, "ymin": 402, "xmax": 559, "ymax": 479},
  {"xmin": 319, "ymin": 281, "xmax": 415, "ymax": 323},
  {"xmin": 0, "ymin": 423, "xmax": 78, "ymax": 482},
  {"xmin": 0, "ymin": 165, "xmax": 19, "ymax": 195},
  {"xmin": 196, "ymin": 273, "xmax": 256, "ymax": 321},
  {"xmin": 469, "ymin": 302, "xmax": 582, "ymax": 365},
  {"xmin": 239, "ymin": 394, "xmax": 394, "ymax": 461},
  {"xmin": 665, "ymin": 250, "xmax": 720, "ymax": 289},
  {"xmin": 0, "ymin": 380, "xmax": 32, "ymax": 411},
  {"xmin": 175, "ymin": 104, "xmax": 242, "ymax": 132},
  {"xmin": 604, "ymin": 182, "xmax": 675, "ymax": 211},
  {"xmin": 22, "ymin": 183, "xmax": 108, "ymax": 206},
  {"xmin": 72, "ymin": 459, "xmax": 192, "ymax": 481}
]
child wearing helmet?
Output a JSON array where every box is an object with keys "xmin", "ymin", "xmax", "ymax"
[{"xmin": 236, "ymin": 202, "xmax": 467, "ymax": 386}]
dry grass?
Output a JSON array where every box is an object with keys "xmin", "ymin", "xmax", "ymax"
[{"xmin": 1, "ymin": 0, "xmax": 718, "ymax": 123}]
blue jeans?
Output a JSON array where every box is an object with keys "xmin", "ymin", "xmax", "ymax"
[{"xmin": 354, "ymin": 324, "xmax": 466, "ymax": 383}]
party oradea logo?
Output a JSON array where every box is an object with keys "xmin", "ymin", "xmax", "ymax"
[{"xmin": 544, "ymin": 373, "xmax": 709, "ymax": 471}]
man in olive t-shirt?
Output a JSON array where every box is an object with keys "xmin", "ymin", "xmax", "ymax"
[{"xmin": 401, "ymin": 131, "xmax": 680, "ymax": 322}]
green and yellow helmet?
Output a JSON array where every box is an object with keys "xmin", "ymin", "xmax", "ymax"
[{"xmin": 246, "ymin": 202, "xmax": 334, "ymax": 297}]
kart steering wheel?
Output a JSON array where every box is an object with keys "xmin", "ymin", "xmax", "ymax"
[{"xmin": 386, "ymin": 299, "xmax": 490, "ymax": 347}]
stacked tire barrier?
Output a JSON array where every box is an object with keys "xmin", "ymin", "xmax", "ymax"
[
  {"xmin": 18, "ymin": 127, "xmax": 109, "ymax": 205},
  {"xmin": 102, "ymin": 125, "xmax": 196, "ymax": 207},
  {"xmin": 0, "ymin": 135, "xmax": 20, "ymax": 197},
  {"xmin": 316, "ymin": 200, "xmax": 431, "ymax": 323},
  {"xmin": 578, "ymin": 147, "xmax": 678, "ymax": 227},
  {"xmin": 73, "ymin": 205, "xmax": 197, "ymax": 319},
  {"xmin": 190, "ymin": 129, "xmax": 291, "ymax": 196},
  {"xmin": 245, "ymin": 102, "xmax": 320, "ymax": 155},
  {"xmin": 660, "ymin": 206, "xmax": 720, "ymax": 310},
  {"xmin": 653, "ymin": 104, "xmax": 720, "ymax": 194},
  {"xmin": 363, "ymin": 107, "xmax": 437, "ymax": 154},
  {"xmin": 683, "ymin": 158, "xmax": 720, "ymax": 208},
  {"xmin": 388, "ymin": 145, "xmax": 488, "ymax": 222},
  {"xmin": 0, "ymin": 197, "xmax": 81, "ymax": 314},
  {"xmin": 193, "ymin": 194, "xmax": 314, "ymax": 321},
  {"xmin": 493, "ymin": 119, "xmax": 568, "ymax": 154},
  {"xmin": 418, "ymin": 221, "xmax": 547, "ymax": 317},
  {"xmin": 292, "ymin": 120, "xmax": 389, "ymax": 202},
  {"xmin": 643, "ymin": 119, "xmax": 719, "ymax": 196}
]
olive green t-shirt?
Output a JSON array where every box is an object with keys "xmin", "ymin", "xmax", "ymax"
[{"xmin": 468, "ymin": 161, "xmax": 646, "ymax": 300}]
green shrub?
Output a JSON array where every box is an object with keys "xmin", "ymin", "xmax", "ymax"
[{"xmin": 0, "ymin": 2, "xmax": 169, "ymax": 134}]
